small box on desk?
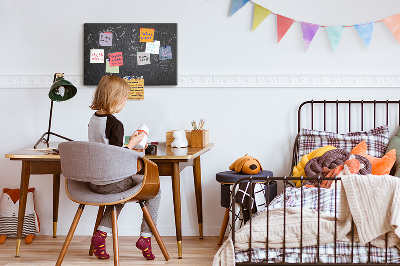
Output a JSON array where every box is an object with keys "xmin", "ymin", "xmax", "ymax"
[{"xmin": 191, "ymin": 130, "xmax": 209, "ymax": 148}]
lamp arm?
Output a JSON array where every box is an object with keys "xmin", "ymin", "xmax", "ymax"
[{"xmin": 46, "ymin": 100, "xmax": 54, "ymax": 143}]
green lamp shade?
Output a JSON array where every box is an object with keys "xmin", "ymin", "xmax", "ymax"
[{"xmin": 48, "ymin": 76, "xmax": 77, "ymax": 102}]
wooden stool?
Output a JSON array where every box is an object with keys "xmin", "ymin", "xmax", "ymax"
[{"xmin": 216, "ymin": 170, "xmax": 276, "ymax": 245}]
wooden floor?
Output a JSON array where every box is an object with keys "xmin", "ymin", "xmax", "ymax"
[{"xmin": 0, "ymin": 236, "xmax": 223, "ymax": 265}]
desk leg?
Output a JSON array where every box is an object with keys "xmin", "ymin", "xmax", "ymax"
[
  {"xmin": 53, "ymin": 174, "xmax": 60, "ymax": 238},
  {"xmin": 16, "ymin": 161, "xmax": 31, "ymax": 257},
  {"xmin": 171, "ymin": 162, "xmax": 182, "ymax": 259},
  {"xmin": 193, "ymin": 157, "xmax": 203, "ymax": 239}
]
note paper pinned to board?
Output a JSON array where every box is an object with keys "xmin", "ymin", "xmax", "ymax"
[
  {"xmin": 108, "ymin": 52, "xmax": 124, "ymax": 67},
  {"xmin": 90, "ymin": 49, "xmax": 104, "ymax": 63},
  {"xmin": 159, "ymin": 46, "xmax": 172, "ymax": 60},
  {"xmin": 105, "ymin": 59, "xmax": 119, "ymax": 73},
  {"xmin": 137, "ymin": 52, "xmax": 151, "ymax": 65},
  {"xmin": 99, "ymin": 32, "xmax": 113, "ymax": 46},
  {"xmin": 140, "ymin": 28, "xmax": 155, "ymax": 42},
  {"xmin": 145, "ymin": 40, "xmax": 160, "ymax": 54},
  {"xmin": 124, "ymin": 78, "xmax": 144, "ymax": 100}
]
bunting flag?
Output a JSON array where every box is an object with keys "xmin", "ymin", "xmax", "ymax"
[
  {"xmin": 277, "ymin": 15, "xmax": 295, "ymax": 43},
  {"xmin": 253, "ymin": 4, "xmax": 271, "ymax": 31},
  {"xmin": 326, "ymin": 26, "xmax": 345, "ymax": 52},
  {"xmin": 383, "ymin": 14, "xmax": 400, "ymax": 44},
  {"xmin": 229, "ymin": 0, "xmax": 400, "ymax": 52},
  {"xmin": 354, "ymin": 22, "xmax": 374, "ymax": 49},
  {"xmin": 230, "ymin": 0, "xmax": 250, "ymax": 17},
  {"xmin": 301, "ymin": 22, "xmax": 319, "ymax": 52}
]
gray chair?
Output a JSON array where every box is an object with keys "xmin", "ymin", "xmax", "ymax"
[{"xmin": 55, "ymin": 141, "xmax": 169, "ymax": 265}]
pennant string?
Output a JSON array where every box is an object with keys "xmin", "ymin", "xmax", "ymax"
[{"xmin": 249, "ymin": 0, "xmax": 387, "ymax": 28}]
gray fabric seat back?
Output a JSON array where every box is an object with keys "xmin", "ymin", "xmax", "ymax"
[{"xmin": 58, "ymin": 141, "xmax": 141, "ymax": 183}]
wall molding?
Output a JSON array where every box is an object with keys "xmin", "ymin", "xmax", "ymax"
[{"xmin": 1, "ymin": 75, "xmax": 399, "ymax": 88}]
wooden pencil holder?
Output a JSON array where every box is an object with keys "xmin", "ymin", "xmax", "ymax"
[{"xmin": 190, "ymin": 130, "xmax": 209, "ymax": 148}]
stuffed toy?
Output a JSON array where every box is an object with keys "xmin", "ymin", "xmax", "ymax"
[
  {"xmin": 230, "ymin": 154, "xmax": 263, "ymax": 175},
  {"xmin": 171, "ymin": 130, "xmax": 188, "ymax": 148},
  {"xmin": 351, "ymin": 140, "xmax": 396, "ymax": 175},
  {"xmin": 0, "ymin": 188, "xmax": 39, "ymax": 244},
  {"xmin": 292, "ymin": 145, "xmax": 336, "ymax": 187}
]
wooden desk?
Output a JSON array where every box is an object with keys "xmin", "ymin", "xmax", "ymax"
[{"xmin": 5, "ymin": 142, "xmax": 213, "ymax": 259}]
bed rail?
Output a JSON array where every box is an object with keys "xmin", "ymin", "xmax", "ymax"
[
  {"xmin": 232, "ymin": 175, "xmax": 394, "ymax": 265},
  {"xmin": 292, "ymin": 100, "xmax": 400, "ymax": 170}
]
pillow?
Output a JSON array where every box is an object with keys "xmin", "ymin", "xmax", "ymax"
[
  {"xmin": 386, "ymin": 127, "xmax": 400, "ymax": 177},
  {"xmin": 296, "ymin": 125, "xmax": 390, "ymax": 163},
  {"xmin": 351, "ymin": 140, "xmax": 396, "ymax": 175}
]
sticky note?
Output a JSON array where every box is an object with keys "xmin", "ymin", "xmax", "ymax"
[
  {"xmin": 90, "ymin": 49, "xmax": 104, "ymax": 63},
  {"xmin": 124, "ymin": 78, "xmax": 144, "ymax": 100},
  {"xmin": 99, "ymin": 32, "xmax": 113, "ymax": 46},
  {"xmin": 145, "ymin": 40, "xmax": 160, "ymax": 54},
  {"xmin": 140, "ymin": 28, "xmax": 155, "ymax": 42},
  {"xmin": 137, "ymin": 52, "xmax": 151, "ymax": 65},
  {"xmin": 108, "ymin": 52, "xmax": 123, "ymax": 67},
  {"xmin": 159, "ymin": 46, "xmax": 172, "ymax": 60},
  {"xmin": 105, "ymin": 59, "xmax": 119, "ymax": 73}
]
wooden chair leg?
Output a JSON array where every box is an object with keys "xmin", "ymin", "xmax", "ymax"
[
  {"xmin": 139, "ymin": 201, "xmax": 170, "ymax": 261},
  {"xmin": 89, "ymin": 206, "xmax": 105, "ymax": 256},
  {"xmin": 111, "ymin": 205, "xmax": 119, "ymax": 266},
  {"xmin": 56, "ymin": 204, "xmax": 85, "ymax": 266},
  {"xmin": 218, "ymin": 208, "xmax": 230, "ymax": 245}
]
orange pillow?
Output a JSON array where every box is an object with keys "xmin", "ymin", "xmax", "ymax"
[{"xmin": 351, "ymin": 140, "xmax": 396, "ymax": 175}]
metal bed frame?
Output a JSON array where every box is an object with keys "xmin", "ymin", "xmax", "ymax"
[{"xmin": 232, "ymin": 100, "xmax": 400, "ymax": 265}]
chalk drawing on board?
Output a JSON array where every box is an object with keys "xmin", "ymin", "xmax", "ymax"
[{"xmin": 84, "ymin": 23, "xmax": 177, "ymax": 85}]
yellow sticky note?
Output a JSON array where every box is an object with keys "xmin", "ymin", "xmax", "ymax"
[
  {"xmin": 124, "ymin": 78, "xmax": 144, "ymax": 100},
  {"xmin": 140, "ymin": 28, "xmax": 155, "ymax": 42}
]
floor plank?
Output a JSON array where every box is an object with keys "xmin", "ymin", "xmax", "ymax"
[{"xmin": 0, "ymin": 236, "xmax": 222, "ymax": 265}]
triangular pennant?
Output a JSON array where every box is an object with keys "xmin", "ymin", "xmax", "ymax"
[
  {"xmin": 301, "ymin": 22, "xmax": 319, "ymax": 52},
  {"xmin": 383, "ymin": 14, "xmax": 400, "ymax": 44},
  {"xmin": 277, "ymin": 15, "xmax": 295, "ymax": 43},
  {"xmin": 252, "ymin": 4, "xmax": 271, "ymax": 31},
  {"xmin": 326, "ymin": 25, "xmax": 345, "ymax": 52},
  {"xmin": 354, "ymin": 22, "xmax": 374, "ymax": 49},
  {"xmin": 230, "ymin": 0, "xmax": 250, "ymax": 17}
]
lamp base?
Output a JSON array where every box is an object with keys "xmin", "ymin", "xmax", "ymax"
[{"xmin": 33, "ymin": 132, "xmax": 73, "ymax": 149}]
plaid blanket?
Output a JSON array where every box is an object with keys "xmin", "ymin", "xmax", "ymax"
[
  {"xmin": 236, "ymin": 242, "xmax": 400, "ymax": 263},
  {"xmin": 235, "ymin": 186, "xmax": 400, "ymax": 263}
]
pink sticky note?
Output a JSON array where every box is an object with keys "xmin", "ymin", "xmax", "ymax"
[{"xmin": 108, "ymin": 52, "xmax": 123, "ymax": 67}]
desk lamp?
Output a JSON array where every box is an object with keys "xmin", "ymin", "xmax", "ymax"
[{"xmin": 33, "ymin": 73, "xmax": 77, "ymax": 149}]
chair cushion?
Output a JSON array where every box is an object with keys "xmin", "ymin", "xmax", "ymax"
[
  {"xmin": 216, "ymin": 170, "xmax": 273, "ymax": 184},
  {"xmin": 66, "ymin": 175, "xmax": 144, "ymax": 204}
]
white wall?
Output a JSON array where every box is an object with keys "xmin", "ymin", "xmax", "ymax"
[{"xmin": 0, "ymin": 0, "xmax": 400, "ymax": 236}]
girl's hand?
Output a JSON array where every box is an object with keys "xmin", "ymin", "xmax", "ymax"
[
  {"xmin": 133, "ymin": 143, "xmax": 148, "ymax": 152},
  {"xmin": 126, "ymin": 131, "xmax": 145, "ymax": 150}
]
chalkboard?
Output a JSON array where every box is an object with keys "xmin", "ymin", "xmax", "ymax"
[{"xmin": 84, "ymin": 23, "xmax": 177, "ymax": 85}]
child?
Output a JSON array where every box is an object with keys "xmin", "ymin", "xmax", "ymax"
[{"xmin": 88, "ymin": 75, "xmax": 161, "ymax": 260}]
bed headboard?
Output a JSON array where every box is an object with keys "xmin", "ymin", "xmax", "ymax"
[{"xmin": 292, "ymin": 100, "xmax": 400, "ymax": 169}]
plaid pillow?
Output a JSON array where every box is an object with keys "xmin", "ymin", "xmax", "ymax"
[{"xmin": 296, "ymin": 125, "xmax": 389, "ymax": 164}]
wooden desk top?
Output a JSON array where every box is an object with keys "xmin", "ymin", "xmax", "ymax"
[{"xmin": 5, "ymin": 142, "xmax": 214, "ymax": 161}]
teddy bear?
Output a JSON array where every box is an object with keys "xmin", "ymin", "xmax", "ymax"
[
  {"xmin": 171, "ymin": 130, "xmax": 188, "ymax": 148},
  {"xmin": 0, "ymin": 188, "xmax": 39, "ymax": 244}
]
